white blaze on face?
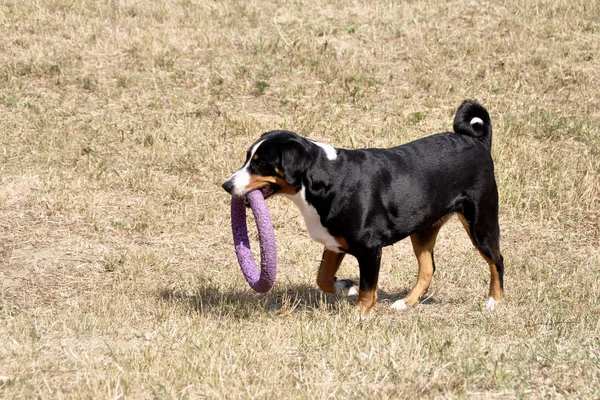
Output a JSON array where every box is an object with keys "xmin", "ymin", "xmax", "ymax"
[{"xmin": 225, "ymin": 140, "xmax": 264, "ymax": 197}]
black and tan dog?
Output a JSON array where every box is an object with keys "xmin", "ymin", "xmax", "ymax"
[{"xmin": 223, "ymin": 100, "xmax": 504, "ymax": 315}]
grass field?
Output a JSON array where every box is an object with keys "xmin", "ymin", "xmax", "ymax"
[{"xmin": 1, "ymin": 0, "xmax": 599, "ymax": 398}]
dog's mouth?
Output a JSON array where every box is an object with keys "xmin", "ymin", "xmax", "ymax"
[{"xmin": 244, "ymin": 183, "xmax": 280, "ymax": 206}]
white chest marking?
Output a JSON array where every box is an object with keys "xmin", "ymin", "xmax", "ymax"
[{"xmin": 284, "ymin": 187, "xmax": 341, "ymax": 252}]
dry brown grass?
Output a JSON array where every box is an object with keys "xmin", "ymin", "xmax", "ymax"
[{"xmin": 1, "ymin": 0, "xmax": 599, "ymax": 398}]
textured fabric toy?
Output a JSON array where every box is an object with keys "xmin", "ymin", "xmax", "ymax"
[{"xmin": 230, "ymin": 190, "xmax": 277, "ymax": 293}]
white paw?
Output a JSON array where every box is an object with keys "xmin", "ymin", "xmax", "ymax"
[
  {"xmin": 485, "ymin": 297, "xmax": 498, "ymax": 311},
  {"xmin": 334, "ymin": 280, "xmax": 358, "ymax": 296},
  {"xmin": 390, "ymin": 299, "xmax": 408, "ymax": 311},
  {"xmin": 347, "ymin": 286, "xmax": 359, "ymax": 296}
]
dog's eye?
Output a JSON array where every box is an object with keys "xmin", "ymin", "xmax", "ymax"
[{"xmin": 254, "ymin": 159, "xmax": 266, "ymax": 167}]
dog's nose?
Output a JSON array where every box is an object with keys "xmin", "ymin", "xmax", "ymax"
[{"xmin": 222, "ymin": 179, "xmax": 234, "ymax": 194}]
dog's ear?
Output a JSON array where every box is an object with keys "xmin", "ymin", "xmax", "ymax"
[{"xmin": 280, "ymin": 139, "xmax": 313, "ymax": 189}]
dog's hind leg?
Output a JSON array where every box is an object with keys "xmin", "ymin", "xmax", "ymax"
[
  {"xmin": 458, "ymin": 205, "xmax": 504, "ymax": 310},
  {"xmin": 391, "ymin": 224, "xmax": 441, "ymax": 311}
]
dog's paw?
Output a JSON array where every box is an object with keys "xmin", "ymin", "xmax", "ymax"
[
  {"xmin": 485, "ymin": 297, "xmax": 499, "ymax": 311},
  {"xmin": 334, "ymin": 279, "xmax": 358, "ymax": 296},
  {"xmin": 354, "ymin": 306, "xmax": 372, "ymax": 320},
  {"xmin": 390, "ymin": 299, "xmax": 408, "ymax": 311},
  {"xmin": 347, "ymin": 286, "xmax": 359, "ymax": 296}
]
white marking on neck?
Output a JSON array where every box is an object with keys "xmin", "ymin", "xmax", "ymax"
[
  {"xmin": 284, "ymin": 187, "xmax": 341, "ymax": 252},
  {"xmin": 470, "ymin": 117, "xmax": 484, "ymax": 126},
  {"xmin": 226, "ymin": 139, "xmax": 265, "ymax": 197},
  {"xmin": 311, "ymin": 140, "xmax": 337, "ymax": 160}
]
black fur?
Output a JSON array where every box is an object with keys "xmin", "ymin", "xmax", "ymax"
[{"xmin": 223, "ymin": 100, "xmax": 504, "ymax": 309}]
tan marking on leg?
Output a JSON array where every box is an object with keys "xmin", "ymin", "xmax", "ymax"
[
  {"xmin": 402, "ymin": 229, "xmax": 439, "ymax": 305},
  {"xmin": 355, "ymin": 288, "xmax": 377, "ymax": 316},
  {"xmin": 488, "ymin": 260, "xmax": 503, "ymax": 301},
  {"xmin": 457, "ymin": 213, "xmax": 503, "ymax": 302},
  {"xmin": 335, "ymin": 236, "xmax": 349, "ymax": 251},
  {"xmin": 398, "ymin": 216, "xmax": 450, "ymax": 307},
  {"xmin": 316, "ymin": 249, "xmax": 345, "ymax": 293}
]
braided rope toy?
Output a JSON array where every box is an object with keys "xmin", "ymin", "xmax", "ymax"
[{"xmin": 230, "ymin": 190, "xmax": 277, "ymax": 293}]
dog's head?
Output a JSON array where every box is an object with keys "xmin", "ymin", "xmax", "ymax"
[{"xmin": 222, "ymin": 130, "xmax": 316, "ymax": 200}]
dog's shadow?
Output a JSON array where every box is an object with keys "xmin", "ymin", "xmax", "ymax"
[{"xmin": 159, "ymin": 284, "xmax": 438, "ymax": 318}]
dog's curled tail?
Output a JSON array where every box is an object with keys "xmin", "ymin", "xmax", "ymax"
[{"xmin": 453, "ymin": 100, "xmax": 492, "ymax": 149}]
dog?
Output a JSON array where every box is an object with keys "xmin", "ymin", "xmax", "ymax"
[{"xmin": 222, "ymin": 100, "xmax": 504, "ymax": 315}]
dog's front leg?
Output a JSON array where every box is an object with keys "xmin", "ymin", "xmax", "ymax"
[
  {"xmin": 354, "ymin": 246, "xmax": 382, "ymax": 316},
  {"xmin": 316, "ymin": 248, "xmax": 357, "ymax": 295}
]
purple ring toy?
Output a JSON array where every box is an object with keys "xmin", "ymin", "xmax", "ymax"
[{"xmin": 230, "ymin": 190, "xmax": 277, "ymax": 293}]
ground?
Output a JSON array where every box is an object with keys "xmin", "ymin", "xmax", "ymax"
[{"xmin": 0, "ymin": 0, "xmax": 599, "ymax": 398}]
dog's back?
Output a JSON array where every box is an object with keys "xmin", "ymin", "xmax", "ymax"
[{"xmin": 310, "ymin": 101, "xmax": 497, "ymax": 247}]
